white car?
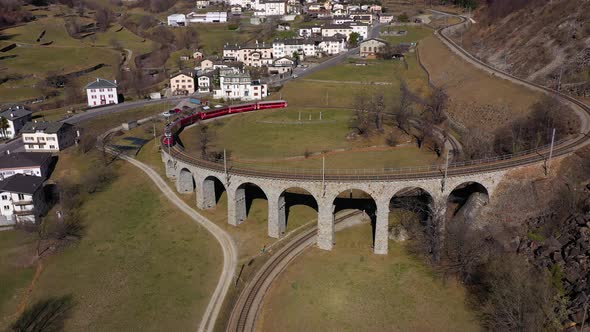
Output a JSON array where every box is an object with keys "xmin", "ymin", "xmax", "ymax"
[
  {"xmin": 161, "ymin": 111, "xmax": 172, "ymax": 117},
  {"xmin": 293, "ymin": 74, "xmax": 299, "ymax": 78}
]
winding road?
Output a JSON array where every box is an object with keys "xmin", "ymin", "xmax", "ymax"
[{"xmin": 105, "ymin": 145, "xmax": 238, "ymax": 332}]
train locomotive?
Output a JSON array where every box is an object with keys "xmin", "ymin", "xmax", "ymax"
[{"xmin": 162, "ymin": 100, "xmax": 288, "ymax": 147}]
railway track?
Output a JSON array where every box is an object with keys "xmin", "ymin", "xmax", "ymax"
[
  {"xmin": 167, "ymin": 14, "xmax": 590, "ymax": 182},
  {"xmin": 227, "ymin": 211, "xmax": 363, "ymax": 332}
]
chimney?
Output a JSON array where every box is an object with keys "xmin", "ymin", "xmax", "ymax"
[
  {"xmin": 10, "ymin": 112, "xmax": 14, "ymax": 118},
  {"xmin": 96, "ymin": 78, "xmax": 99, "ymax": 82},
  {"xmin": 114, "ymin": 79, "xmax": 117, "ymax": 84},
  {"xmin": 6, "ymin": 150, "xmax": 9, "ymax": 155}
]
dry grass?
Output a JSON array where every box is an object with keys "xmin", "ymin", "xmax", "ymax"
[
  {"xmin": 418, "ymin": 35, "xmax": 544, "ymax": 132},
  {"xmin": 258, "ymin": 222, "xmax": 480, "ymax": 331}
]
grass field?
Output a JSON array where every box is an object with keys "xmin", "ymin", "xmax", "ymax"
[
  {"xmin": 418, "ymin": 35, "xmax": 544, "ymax": 132},
  {"xmin": 0, "ymin": 5, "xmax": 154, "ymax": 103},
  {"xmin": 258, "ymin": 222, "xmax": 481, "ymax": 331},
  {"xmin": 381, "ymin": 25, "xmax": 433, "ymax": 44},
  {"xmin": 178, "ymin": 108, "xmax": 438, "ymax": 169},
  {"xmin": 274, "ymin": 52, "xmax": 432, "ymax": 109},
  {"xmin": 0, "ymin": 150, "xmax": 222, "ymax": 331}
]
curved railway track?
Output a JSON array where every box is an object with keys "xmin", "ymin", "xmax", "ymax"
[
  {"xmin": 167, "ymin": 15, "xmax": 590, "ymax": 182},
  {"xmin": 227, "ymin": 211, "xmax": 363, "ymax": 332}
]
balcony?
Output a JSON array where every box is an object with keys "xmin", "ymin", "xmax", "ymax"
[
  {"xmin": 13, "ymin": 200, "xmax": 33, "ymax": 206},
  {"xmin": 14, "ymin": 209, "xmax": 34, "ymax": 216}
]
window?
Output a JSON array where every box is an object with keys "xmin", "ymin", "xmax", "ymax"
[
  {"xmin": 18, "ymin": 194, "xmax": 24, "ymax": 200},
  {"xmin": 3, "ymin": 205, "xmax": 9, "ymax": 210},
  {"xmin": 1, "ymin": 195, "xmax": 7, "ymax": 200},
  {"xmin": 49, "ymin": 145, "xmax": 55, "ymax": 149}
]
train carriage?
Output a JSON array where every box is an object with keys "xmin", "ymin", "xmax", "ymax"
[{"xmin": 162, "ymin": 100, "xmax": 287, "ymax": 147}]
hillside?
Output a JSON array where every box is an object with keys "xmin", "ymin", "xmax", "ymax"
[{"xmin": 457, "ymin": 0, "xmax": 589, "ymax": 98}]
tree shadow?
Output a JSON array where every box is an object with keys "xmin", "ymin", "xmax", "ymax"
[{"xmin": 11, "ymin": 294, "xmax": 74, "ymax": 332}]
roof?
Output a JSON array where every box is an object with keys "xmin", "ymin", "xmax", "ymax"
[
  {"xmin": 21, "ymin": 121, "xmax": 74, "ymax": 134},
  {"xmin": 85, "ymin": 78, "xmax": 117, "ymax": 90},
  {"xmin": 170, "ymin": 70, "xmax": 195, "ymax": 79},
  {"xmin": 0, "ymin": 106, "xmax": 32, "ymax": 122},
  {"xmin": 360, "ymin": 38, "xmax": 389, "ymax": 45},
  {"xmin": 0, "ymin": 152, "xmax": 51, "ymax": 170},
  {"xmin": 0, "ymin": 174, "xmax": 44, "ymax": 195}
]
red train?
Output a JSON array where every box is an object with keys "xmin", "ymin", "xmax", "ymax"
[{"xmin": 162, "ymin": 100, "xmax": 288, "ymax": 147}]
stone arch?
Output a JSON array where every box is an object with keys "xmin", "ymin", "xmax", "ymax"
[
  {"xmin": 270, "ymin": 187, "xmax": 319, "ymax": 238},
  {"xmin": 177, "ymin": 168, "xmax": 195, "ymax": 193},
  {"xmin": 198, "ymin": 175, "xmax": 226, "ymax": 209},
  {"xmin": 166, "ymin": 159, "xmax": 176, "ymax": 178},
  {"xmin": 330, "ymin": 188, "xmax": 378, "ymax": 250},
  {"xmin": 447, "ymin": 181, "xmax": 490, "ymax": 222},
  {"xmin": 230, "ymin": 182, "xmax": 268, "ymax": 226}
]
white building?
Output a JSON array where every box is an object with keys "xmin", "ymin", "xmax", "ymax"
[
  {"xmin": 298, "ymin": 26, "xmax": 322, "ymax": 37},
  {"xmin": 379, "ymin": 14, "xmax": 394, "ymax": 24},
  {"xmin": 196, "ymin": 0, "xmax": 209, "ymax": 8},
  {"xmin": 186, "ymin": 11, "xmax": 228, "ymax": 23},
  {"xmin": 0, "ymin": 174, "xmax": 47, "ymax": 225},
  {"xmin": 359, "ymin": 38, "xmax": 389, "ymax": 58},
  {"xmin": 197, "ymin": 75, "xmax": 212, "ymax": 93},
  {"xmin": 85, "ymin": 78, "xmax": 119, "ymax": 107},
  {"xmin": 21, "ymin": 122, "xmax": 78, "ymax": 152},
  {"xmin": 223, "ymin": 42, "xmax": 274, "ymax": 67},
  {"xmin": 213, "ymin": 69, "xmax": 268, "ymax": 101},
  {"xmin": 318, "ymin": 35, "xmax": 347, "ymax": 55},
  {"xmin": 0, "ymin": 152, "xmax": 52, "ymax": 180},
  {"xmin": 321, "ymin": 23, "xmax": 368, "ymax": 40},
  {"xmin": 0, "ymin": 106, "xmax": 32, "ymax": 139},
  {"xmin": 167, "ymin": 13, "xmax": 187, "ymax": 26},
  {"xmin": 272, "ymin": 38, "xmax": 317, "ymax": 58},
  {"xmin": 253, "ymin": 0, "xmax": 286, "ymax": 16}
]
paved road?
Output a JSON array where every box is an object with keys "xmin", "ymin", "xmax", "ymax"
[
  {"xmin": 0, "ymin": 97, "xmax": 184, "ymax": 154},
  {"xmin": 107, "ymin": 146, "xmax": 238, "ymax": 332}
]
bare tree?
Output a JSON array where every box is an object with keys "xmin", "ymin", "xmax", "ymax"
[
  {"xmin": 369, "ymin": 91, "xmax": 386, "ymax": 132},
  {"xmin": 94, "ymin": 7, "xmax": 112, "ymax": 32},
  {"xmin": 64, "ymin": 78, "xmax": 83, "ymax": 105},
  {"xmin": 425, "ymin": 87, "xmax": 448, "ymax": 125},
  {"xmin": 197, "ymin": 125, "xmax": 212, "ymax": 159}
]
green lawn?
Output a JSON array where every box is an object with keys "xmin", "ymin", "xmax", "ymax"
[
  {"xmin": 306, "ymin": 59, "xmax": 404, "ymax": 82},
  {"xmin": 0, "ymin": 150, "xmax": 223, "ymax": 331},
  {"xmin": 178, "ymin": 108, "xmax": 439, "ymax": 169},
  {"xmin": 258, "ymin": 222, "xmax": 481, "ymax": 331},
  {"xmin": 0, "ymin": 231, "xmax": 37, "ymax": 328},
  {"xmin": 381, "ymin": 25, "xmax": 434, "ymax": 44}
]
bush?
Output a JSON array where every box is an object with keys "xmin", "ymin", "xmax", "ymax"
[
  {"xmin": 385, "ymin": 132, "xmax": 400, "ymax": 147},
  {"xmin": 227, "ymin": 23, "xmax": 238, "ymax": 31},
  {"xmin": 397, "ymin": 13, "xmax": 409, "ymax": 23}
]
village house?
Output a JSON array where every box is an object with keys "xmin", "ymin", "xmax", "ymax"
[
  {"xmin": 21, "ymin": 122, "xmax": 78, "ymax": 153},
  {"xmin": 322, "ymin": 23, "xmax": 368, "ymax": 40},
  {"xmin": 196, "ymin": 0, "xmax": 209, "ymax": 8},
  {"xmin": 272, "ymin": 38, "xmax": 317, "ymax": 58},
  {"xmin": 167, "ymin": 13, "xmax": 187, "ymax": 26},
  {"xmin": 231, "ymin": 6, "xmax": 242, "ymax": 14},
  {"xmin": 213, "ymin": 68, "xmax": 268, "ymax": 100},
  {"xmin": 359, "ymin": 38, "xmax": 389, "ymax": 58},
  {"xmin": 317, "ymin": 34, "xmax": 347, "ymax": 55},
  {"xmin": 197, "ymin": 73, "xmax": 214, "ymax": 93},
  {"xmin": 223, "ymin": 42, "xmax": 274, "ymax": 67},
  {"xmin": 350, "ymin": 14, "xmax": 373, "ymax": 24},
  {"xmin": 85, "ymin": 78, "xmax": 118, "ymax": 107},
  {"xmin": 268, "ymin": 57, "xmax": 295, "ymax": 75},
  {"xmin": 0, "ymin": 106, "xmax": 32, "ymax": 139},
  {"xmin": 170, "ymin": 71, "xmax": 196, "ymax": 95},
  {"xmin": 0, "ymin": 152, "xmax": 52, "ymax": 180},
  {"xmin": 298, "ymin": 26, "xmax": 322, "ymax": 37},
  {"xmin": 200, "ymin": 59, "xmax": 215, "ymax": 72},
  {"xmin": 379, "ymin": 14, "xmax": 394, "ymax": 24},
  {"xmin": 186, "ymin": 11, "xmax": 228, "ymax": 23},
  {"xmin": 193, "ymin": 50, "xmax": 204, "ymax": 60},
  {"xmin": 0, "ymin": 174, "xmax": 47, "ymax": 226},
  {"xmin": 253, "ymin": 0, "xmax": 287, "ymax": 16}
]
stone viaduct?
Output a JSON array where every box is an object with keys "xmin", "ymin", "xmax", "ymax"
[{"xmin": 162, "ymin": 150, "xmax": 507, "ymax": 255}]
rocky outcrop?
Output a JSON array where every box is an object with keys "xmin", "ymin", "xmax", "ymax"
[{"xmin": 518, "ymin": 212, "xmax": 590, "ymax": 326}]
